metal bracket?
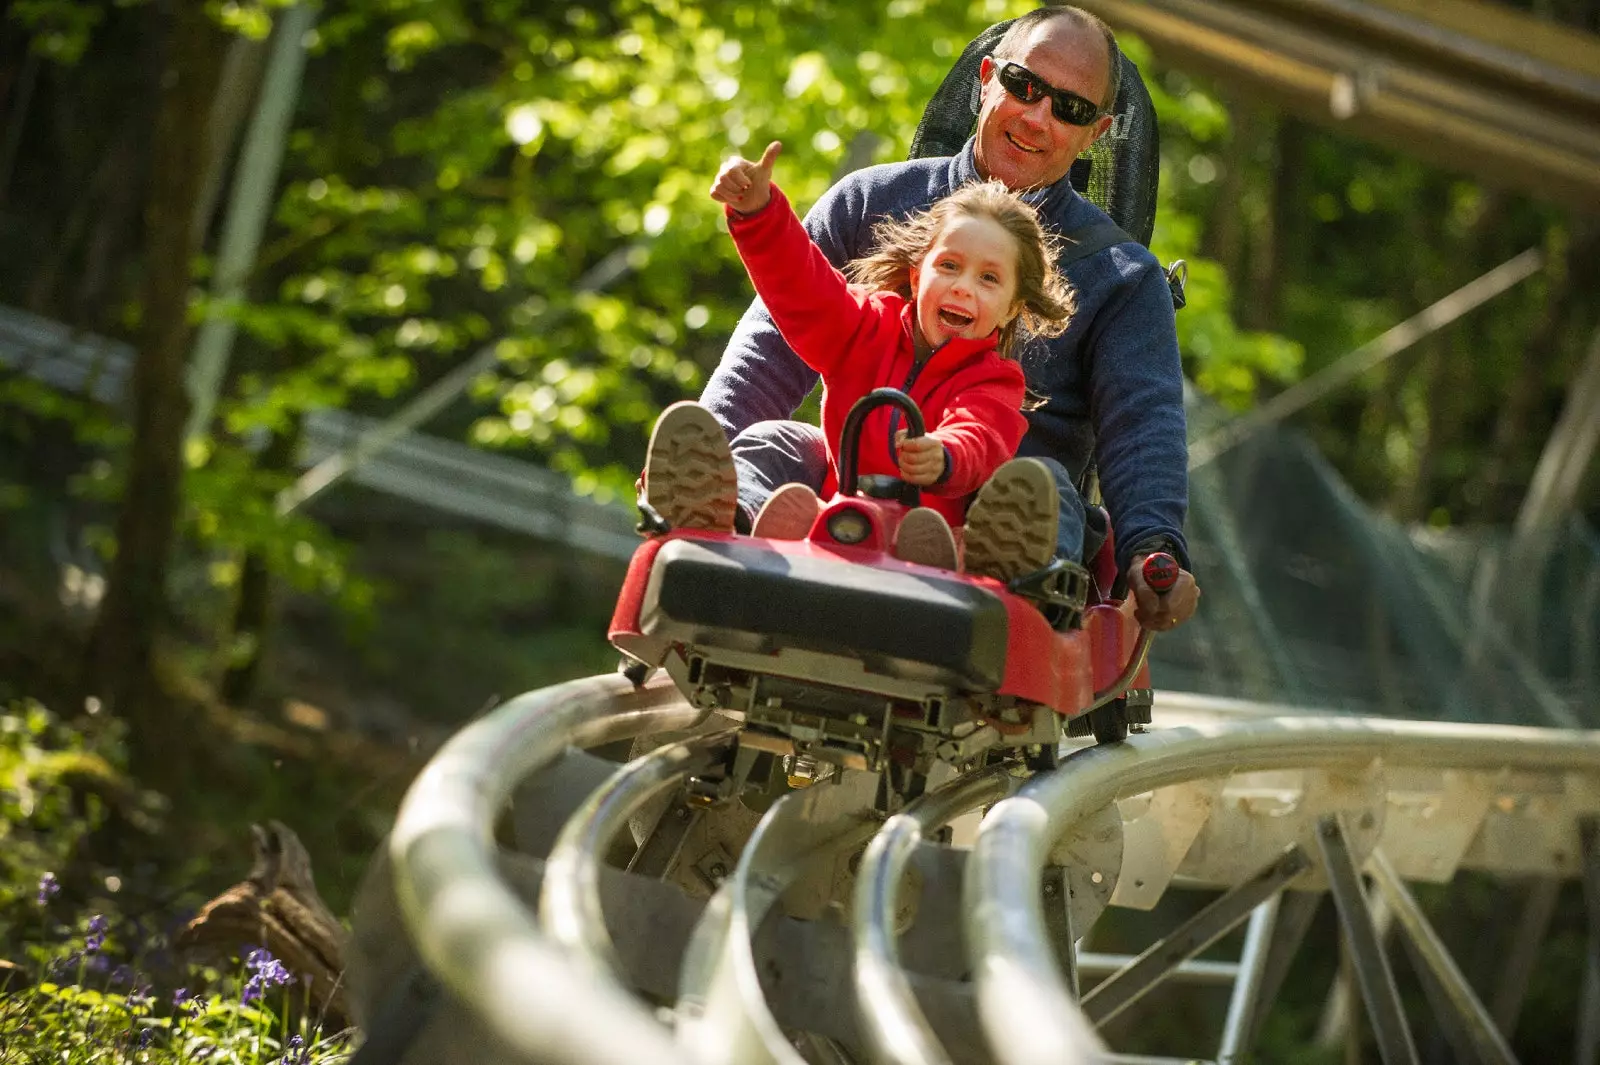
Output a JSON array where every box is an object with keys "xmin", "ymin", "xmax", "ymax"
[{"xmin": 1041, "ymin": 865, "xmax": 1080, "ymax": 999}]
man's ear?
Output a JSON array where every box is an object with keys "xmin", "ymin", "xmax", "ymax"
[
  {"xmin": 1088, "ymin": 112, "xmax": 1114, "ymax": 145},
  {"xmin": 978, "ymin": 55, "xmax": 996, "ymax": 82}
]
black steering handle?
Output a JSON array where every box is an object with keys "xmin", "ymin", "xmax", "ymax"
[{"xmin": 837, "ymin": 388, "xmax": 926, "ymax": 504}]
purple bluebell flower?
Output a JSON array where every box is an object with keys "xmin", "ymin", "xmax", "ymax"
[
  {"xmin": 174, "ymin": 986, "xmax": 205, "ymax": 1018},
  {"xmin": 138, "ymin": 1028, "xmax": 154, "ymax": 1049},
  {"xmin": 239, "ymin": 946, "xmax": 295, "ymax": 1006},
  {"xmin": 111, "ymin": 963, "xmax": 134, "ymax": 985},
  {"xmin": 37, "ymin": 872, "xmax": 60, "ymax": 905},
  {"xmin": 283, "ymin": 1034, "xmax": 309, "ymax": 1065},
  {"xmin": 84, "ymin": 914, "xmax": 108, "ymax": 954}
]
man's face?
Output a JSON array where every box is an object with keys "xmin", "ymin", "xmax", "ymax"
[{"xmin": 973, "ymin": 18, "xmax": 1115, "ymax": 191}]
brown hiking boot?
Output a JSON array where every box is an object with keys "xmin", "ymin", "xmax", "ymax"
[
  {"xmin": 961, "ymin": 458, "xmax": 1059, "ymax": 582},
  {"xmin": 893, "ymin": 507, "xmax": 959, "ymax": 569},
  {"xmin": 642, "ymin": 401, "xmax": 737, "ymax": 533}
]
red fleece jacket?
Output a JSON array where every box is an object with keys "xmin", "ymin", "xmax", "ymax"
[{"xmin": 726, "ymin": 186, "xmax": 1028, "ymax": 526}]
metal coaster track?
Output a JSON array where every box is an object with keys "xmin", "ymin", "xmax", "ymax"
[{"xmin": 350, "ymin": 671, "xmax": 1600, "ymax": 1065}]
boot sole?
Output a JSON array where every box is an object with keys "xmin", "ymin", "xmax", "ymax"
[
  {"xmin": 962, "ymin": 459, "xmax": 1059, "ymax": 583},
  {"xmin": 751, "ymin": 483, "xmax": 822, "ymax": 540},
  {"xmin": 894, "ymin": 508, "xmax": 959, "ymax": 570},
  {"xmin": 645, "ymin": 404, "xmax": 738, "ymax": 532}
]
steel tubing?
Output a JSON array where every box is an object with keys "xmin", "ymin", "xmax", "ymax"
[
  {"xmin": 676, "ymin": 780, "xmax": 882, "ymax": 1065},
  {"xmin": 1078, "ymin": 954, "xmax": 1240, "ymax": 985},
  {"xmin": 388, "ymin": 671, "xmax": 705, "ymax": 1065},
  {"xmin": 1317, "ymin": 816, "xmax": 1418, "ymax": 1065},
  {"xmin": 1216, "ymin": 896, "xmax": 1281, "ymax": 1063},
  {"xmin": 1080, "ymin": 845, "xmax": 1308, "ymax": 1026},
  {"xmin": 966, "ymin": 716, "xmax": 1600, "ymax": 1065},
  {"xmin": 1366, "ymin": 847, "xmax": 1518, "ymax": 1065},
  {"xmin": 852, "ymin": 767, "xmax": 1014, "ymax": 1065},
  {"xmin": 540, "ymin": 728, "xmax": 734, "ymax": 976}
]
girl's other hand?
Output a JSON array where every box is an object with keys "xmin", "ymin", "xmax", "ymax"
[
  {"xmin": 710, "ymin": 141, "xmax": 781, "ymax": 215},
  {"xmin": 894, "ymin": 429, "xmax": 946, "ymax": 486}
]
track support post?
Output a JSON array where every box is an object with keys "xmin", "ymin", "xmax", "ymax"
[{"xmin": 1315, "ymin": 814, "xmax": 1419, "ymax": 1065}]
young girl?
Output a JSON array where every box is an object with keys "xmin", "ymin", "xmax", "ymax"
[{"xmin": 643, "ymin": 141, "xmax": 1074, "ymax": 576}]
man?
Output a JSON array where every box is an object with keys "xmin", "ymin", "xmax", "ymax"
[{"xmin": 699, "ymin": 5, "xmax": 1200, "ymax": 630}]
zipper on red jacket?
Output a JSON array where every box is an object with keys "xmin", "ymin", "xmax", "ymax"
[{"xmin": 885, "ymin": 356, "xmax": 930, "ymax": 466}]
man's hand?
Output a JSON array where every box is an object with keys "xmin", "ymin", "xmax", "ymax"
[
  {"xmin": 710, "ymin": 141, "xmax": 781, "ymax": 215},
  {"xmin": 894, "ymin": 429, "xmax": 946, "ymax": 485},
  {"xmin": 1128, "ymin": 552, "xmax": 1200, "ymax": 631}
]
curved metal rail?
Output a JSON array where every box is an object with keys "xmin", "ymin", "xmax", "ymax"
[
  {"xmin": 676, "ymin": 770, "xmax": 883, "ymax": 1064},
  {"xmin": 852, "ymin": 766, "xmax": 1014, "ymax": 1065},
  {"xmin": 539, "ymin": 727, "xmax": 735, "ymax": 976},
  {"xmin": 387, "ymin": 671, "xmax": 705, "ymax": 1065},
  {"xmin": 967, "ymin": 716, "xmax": 1600, "ymax": 1065},
  {"xmin": 372, "ymin": 675, "xmax": 1600, "ymax": 1065}
]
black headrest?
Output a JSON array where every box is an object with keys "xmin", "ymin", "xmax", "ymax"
[{"xmin": 908, "ymin": 20, "xmax": 1161, "ymax": 248}]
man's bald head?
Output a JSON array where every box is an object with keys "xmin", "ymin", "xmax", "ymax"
[
  {"xmin": 992, "ymin": 5, "xmax": 1121, "ymax": 112},
  {"xmin": 973, "ymin": 6, "xmax": 1123, "ymax": 189}
]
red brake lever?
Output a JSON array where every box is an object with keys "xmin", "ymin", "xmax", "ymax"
[{"xmin": 1141, "ymin": 552, "xmax": 1179, "ymax": 595}]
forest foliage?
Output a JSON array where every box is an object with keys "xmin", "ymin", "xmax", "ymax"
[
  {"xmin": 0, "ymin": 3, "xmax": 1596, "ymax": 1060},
  {"xmin": 0, "ymin": 0, "xmax": 1593, "ymax": 740}
]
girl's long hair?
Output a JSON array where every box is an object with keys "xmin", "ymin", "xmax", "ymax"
[{"xmin": 845, "ymin": 180, "xmax": 1075, "ymax": 361}]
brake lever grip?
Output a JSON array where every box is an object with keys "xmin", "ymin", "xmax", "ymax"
[{"xmin": 1141, "ymin": 552, "xmax": 1179, "ymax": 596}]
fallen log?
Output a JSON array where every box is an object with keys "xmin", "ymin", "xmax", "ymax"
[{"xmin": 177, "ymin": 820, "xmax": 350, "ymax": 1029}]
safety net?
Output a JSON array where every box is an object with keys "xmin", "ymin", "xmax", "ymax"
[{"xmin": 1152, "ymin": 391, "xmax": 1600, "ymax": 728}]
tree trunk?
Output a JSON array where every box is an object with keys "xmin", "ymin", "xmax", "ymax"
[
  {"xmin": 1471, "ymin": 227, "xmax": 1591, "ymax": 523},
  {"xmin": 1354, "ymin": 198, "xmax": 1438, "ymax": 500},
  {"xmin": 1239, "ymin": 117, "xmax": 1283, "ymax": 334},
  {"xmin": 73, "ymin": 121, "xmax": 156, "ymax": 329},
  {"xmin": 1251, "ymin": 117, "xmax": 1304, "ymax": 334},
  {"xmin": 1201, "ymin": 95, "xmax": 1257, "ymax": 283},
  {"xmin": 221, "ymin": 426, "xmax": 299, "ymax": 705},
  {"xmin": 1395, "ymin": 195, "xmax": 1508, "ymax": 522},
  {"xmin": 219, "ymin": 25, "xmax": 372, "ymax": 706},
  {"xmin": 86, "ymin": 2, "xmax": 226, "ymax": 767}
]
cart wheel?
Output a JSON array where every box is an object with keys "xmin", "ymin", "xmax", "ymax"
[{"xmin": 1091, "ymin": 699, "xmax": 1129, "ymax": 745}]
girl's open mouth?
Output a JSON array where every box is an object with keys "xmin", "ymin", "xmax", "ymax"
[{"xmin": 938, "ymin": 308, "xmax": 974, "ymax": 330}]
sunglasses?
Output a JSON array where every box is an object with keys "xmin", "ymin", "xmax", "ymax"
[{"xmin": 994, "ymin": 61, "xmax": 1106, "ymax": 127}]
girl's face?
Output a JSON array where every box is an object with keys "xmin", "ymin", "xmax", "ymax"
[{"xmin": 908, "ymin": 213, "xmax": 1022, "ymax": 348}]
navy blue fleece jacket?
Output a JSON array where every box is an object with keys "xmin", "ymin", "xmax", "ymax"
[{"xmin": 700, "ymin": 138, "xmax": 1190, "ymax": 573}]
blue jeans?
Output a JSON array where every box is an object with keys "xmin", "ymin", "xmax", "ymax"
[
  {"xmin": 729, "ymin": 420, "xmax": 831, "ymax": 532},
  {"xmin": 730, "ymin": 420, "xmax": 1087, "ymax": 563}
]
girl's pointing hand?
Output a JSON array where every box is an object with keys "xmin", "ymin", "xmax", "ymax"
[{"xmin": 710, "ymin": 141, "xmax": 781, "ymax": 215}]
